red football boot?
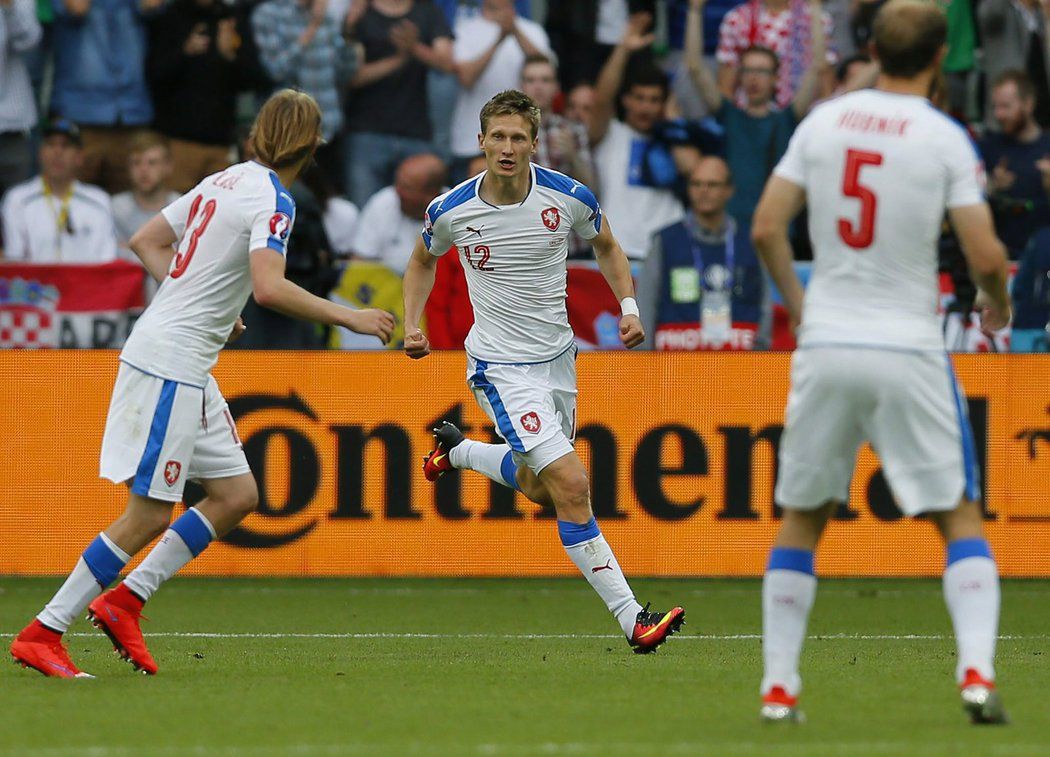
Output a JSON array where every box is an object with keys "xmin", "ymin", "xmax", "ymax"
[
  {"xmin": 960, "ymin": 668, "xmax": 1008, "ymax": 724},
  {"xmin": 87, "ymin": 583, "xmax": 158, "ymax": 675},
  {"xmin": 628, "ymin": 603, "xmax": 685, "ymax": 654},
  {"xmin": 10, "ymin": 619, "xmax": 93, "ymax": 678},
  {"xmin": 422, "ymin": 421, "xmax": 465, "ymax": 482},
  {"xmin": 760, "ymin": 685, "xmax": 804, "ymax": 722}
]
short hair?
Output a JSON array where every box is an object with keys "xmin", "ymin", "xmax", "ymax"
[
  {"xmin": 992, "ymin": 69, "xmax": 1036, "ymax": 101},
  {"xmin": 479, "ymin": 89, "xmax": 541, "ymax": 140},
  {"xmin": 873, "ymin": 0, "xmax": 947, "ymax": 79},
  {"xmin": 521, "ymin": 54, "xmax": 556, "ymax": 75},
  {"xmin": 249, "ymin": 89, "xmax": 323, "ymax": 170},
  {"xmin": 128, "ymin": 131, "xmax": 170, "ymax": 158},
  {"xmin": 740, "ymin": 45, "xmax": 780, "ymax": 73},
  {"xmin": 624, "ymin": 65, "xmax": 669, "ymax": 98}
]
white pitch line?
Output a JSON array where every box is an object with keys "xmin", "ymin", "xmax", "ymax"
[{"xmin": 9, "ymin": 631, "xmax": 1045, "ymax": 641}]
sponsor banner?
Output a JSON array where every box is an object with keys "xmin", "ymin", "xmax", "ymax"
[
  {"xmin": 1, "ymin": 351, "xmax": 1048, "ymax": 577},
  {"xmin": 0, "ymin": 262, "xmax": 145, "ymax": 349}
]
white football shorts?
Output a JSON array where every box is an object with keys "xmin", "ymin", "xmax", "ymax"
[
  {"xmin": 775, "ymin": 347, "xmax": 979, "ymax": 516},
  {"xmin": 467, "ymin": 345, "xmax": 578, "ymax": 475},
  {"xmin": 99, "ymin": 361, "xmax": 250, "ymax": 502}
]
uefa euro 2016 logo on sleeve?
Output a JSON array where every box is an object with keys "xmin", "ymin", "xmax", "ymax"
[
  {"xmin": 0, "ymin": 276, "xmax": 60, "ymax": 349},
  {"xmin": 269, "ymin": 212, "xmax": 292, "ymax": 241}
]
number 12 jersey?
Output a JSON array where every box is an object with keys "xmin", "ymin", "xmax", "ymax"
[
  {"xmin": 120, "ymin": 161, "xmax": 295, "ymax": 387},
  {"xmin": 774, "ymin": 89, "xmax": 986, "ymax": 352}
]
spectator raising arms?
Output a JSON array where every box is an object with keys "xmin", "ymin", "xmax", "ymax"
[
  {"xmin": 252, "ymin": 0, "xmax": 358, "ymax": 145},
  {"xmin": 519, "ymin": 55, "xmax": 596, "ymax": 187},
  {"xmin": 344, "ymin": 0, "xmax": 453, "ymax": 207},
  {"xmin": 686, "ymin": 0, "xmax": 825, "ymax": 224},
  {"xmin": 51, "ymin": 0, "xmax": 161, "ymax": 194},
  {"xmin": 716, "ymin": 0, "xmax": 834, "ymax": 109},
  {"xmin": 979, "ymin": 70, "xmax": 1050, "ymax": 259},
  {"xmin": 1, "ymin": 120, "xmax": 118, "ymax": 263},
  {"xmin": 450, "ymin": 0, "xmax": 552, "ymax": 169},
  {"xmin": 590, "ymin": 13, "xmax": 685, "ymax": 260},
  {"xmin": 148, "ymin": 0, "xmax": 270, "ymax": 193},
  {"xmin": 0, "ymin": 0, "xmax": 41, "ymax": 201}
]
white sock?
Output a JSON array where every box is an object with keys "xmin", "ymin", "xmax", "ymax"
[
  {"xmin": 943, "ymin": 539, "xmax": 1000, "ymax": 683},
  {"xmin": 449, "ymin": 439, "xmax": 519, "ymax": 490},
  {"xmin": 38, "ymin": 533, "xmax": 130, "ymax": 633},
  {"xmin": 559, "ymin": 519, "xmax": 642, "ymax": 637},
  {"xmin": 124, "ymin": 508, "xmax": 217, "ymax": 602},
  {"xmin": 761, "ymin": 548, "xmax": 817, "ymax": 698}
]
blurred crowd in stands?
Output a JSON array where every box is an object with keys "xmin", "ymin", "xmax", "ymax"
[{"xmin": 1, "ymin": 0, "xmax": 1049, "ymax": 351}]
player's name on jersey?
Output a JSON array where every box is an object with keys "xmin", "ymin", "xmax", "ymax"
[{"xmin": 836, "ymin": 110, "xmax": 912, "ymax": 137}]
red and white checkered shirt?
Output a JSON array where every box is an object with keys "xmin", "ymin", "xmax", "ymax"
[{"xmin": 715, "ymin": 0, "xmax": 836, "ymax": 109}]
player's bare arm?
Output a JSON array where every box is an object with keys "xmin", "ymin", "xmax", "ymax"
[
  {"xmin": 250, "ymin": 247, "xmax": 396, "ymax": 343},
  {"xmin": 402, "ymin": 235, "xmax": 439, "ymax": 359},
  {"xmin": 128, "ymin": 213, "xmax": 178, "ymax": 284},
  {"xmin": 949, "ymin": 203, "xmax": 1012, "ymax": 334},
  {"xmin": 752, "ymin": 175, "xmax": 807, "ymax": 329},
  {"xmin": 590, "ymin": 218, "xmax": 645, "ymax": 349}
]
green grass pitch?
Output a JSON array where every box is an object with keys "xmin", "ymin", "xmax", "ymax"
[{"xmin": 1, "ymin": 577, "xmax": 1047, "ymax": 756}]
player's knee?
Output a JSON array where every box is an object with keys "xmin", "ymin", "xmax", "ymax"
[
  {"xmin": 230, "ymin": 482, "xmax": 259, "ymax": 519},
  {"xmin": 553, "ymin": 470, "xmax": 591, "ymax": 514}
]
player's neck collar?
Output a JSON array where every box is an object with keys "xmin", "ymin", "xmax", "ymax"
[{"xmin": 477, "ymin": 164, "xmax": 534, "ymax": 209}]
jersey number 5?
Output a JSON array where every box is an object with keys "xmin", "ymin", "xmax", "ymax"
[
  {"xmin": 838, "ymin": 149, "xmax": 883, "ymax": 250},
  {"xmin": 171, "ymin": 195, "xmax": 217, "ymax": 279}
]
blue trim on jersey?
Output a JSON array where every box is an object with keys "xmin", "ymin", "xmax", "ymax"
[
  {"xmin": 267, "ymin": 172, "xmax": 295, "ymax": 255},
  {"xmin": 426, "ymin": 176, "xmax": 479, "ymax": 226},
  {"xmin": 946, "ymin": 356, "xmax": 980, "ymax": 502},
  {"xmin": 534, "ymin": 165, "xmax": 602, "ymax": 234},
  {"xmin": 500, "ymin": 450, "xmax": 521, "ymax": 491},
  {"xmin": 470, "ymin": 359, "xmax": 526, "ymax": 453},
  {"xmin": 82, "ymin": 535, "xmax": 127, "ymax": 588},
  {"xmin": 131, "ymin": 379, "xmax": 178, "ymax": 496},
  {"xmin": 766, "ymin": 547, "xmax": 815, "ymax": 575},
  {"xmin": 170, "ymin": 508, "xmax": 215, "ymax": 558},
  {"xmin": 946, "ymin": 537, "xmax": 992, "ymax": 566},
  {"xmin": 557, "ymin": 517, "xmax": 601, "ymax": 547}
]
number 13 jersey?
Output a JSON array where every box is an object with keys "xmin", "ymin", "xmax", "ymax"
[
  {"xmin": 773, "ymin": 90, "xmax": 986, "ymax": 352},
  {"xmin": 121, "ymin": 161, "xmax": 296, "ymax": 386},
  {"xmin": 422, "ymin": 164, "xmax": 602, "ymax": 363}
]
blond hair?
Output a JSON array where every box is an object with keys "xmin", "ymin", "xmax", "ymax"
[
  {"xmin": 479, "ymin": 90, "xmax": 541, "ymax": 140},
  {"xmin": 249, "ymin": 89, "xmax": 324, "ymax": 171},
  {"xmin": 128, "ymin": 130, "xmax": 170, "ymax": 158}
]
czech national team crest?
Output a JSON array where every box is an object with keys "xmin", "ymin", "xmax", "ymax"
[
  {"xmin": 269, "ymin": 212, "xmax": 292, "ymax": 240},
  {"xmin": 521, "ymin": 412, "xmax": 542, "ymax": 433},
  {"xmin": 164, "ymin": 460, "xmax": 182, "ymax": 486},
  {"xmin": 541, "ymin": 207, "xmax": 560, "ymax": 231}
]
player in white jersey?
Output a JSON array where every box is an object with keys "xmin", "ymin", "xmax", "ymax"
[
  {"xmin": 402, "ymin": 90, "xmax": 685, "ymax": 653},
  {"xmin": 10, "ymin": 91, "xmax": 395, "ymax": 678},
  {"xmin": 750, "ymin": 1, "xmax": 1012, "ymax": 724}
]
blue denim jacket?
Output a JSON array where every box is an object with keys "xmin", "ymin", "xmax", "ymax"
[{"xmin": 51, "ymin": 0, "xmax": 153, "ymax": 126}]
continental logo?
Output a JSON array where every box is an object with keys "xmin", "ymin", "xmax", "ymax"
[{"xmin": 184, "ymin": 394, "xmax": 1002, "ymax": 549}]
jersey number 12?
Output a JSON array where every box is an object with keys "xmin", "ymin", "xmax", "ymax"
[
  {"xmin": 171, "ymin": 195, "xmax": 217, "ymax": 279},
  {"xmin": 838, "ymin": 149, "xmax": 883, "ymax": 250}
]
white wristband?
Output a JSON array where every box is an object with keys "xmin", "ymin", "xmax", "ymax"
[{"xmin": 620, "ymin": 297, "xmax": 639, "ymax": 318}]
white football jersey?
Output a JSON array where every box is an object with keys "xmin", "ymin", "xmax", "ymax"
[
  {"xmin": 774, "ymin": 89, "xmax": 986, "ymax": 351},
  {"xmin": 423, "ymin": 164, "xmax": 602, "ymax": 363},
  {"xmin": 121, "ymin": 161, "xmax": 295, "ymax": 385}
]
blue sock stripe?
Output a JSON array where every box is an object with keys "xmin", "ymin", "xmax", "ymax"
[
  {"xmin": 169, "ymin": 508, "xmax": 215, "ymax": 558},
  {"xmin": 766, "ymin": 547, "xmax": 815, "ymax": 575},
  {"xmin": 499, "ymin": 450, "xmax": 520, "ymax": 491},
  {"xmin": 947, "ymin": 537, "xmax": 992, "ymax": 566},
  {"xmin": 557, "ymin": 517, "xmax": 600, "ymax": 547},
  {"xmin": 131, "ymin": 379, "xmax": 178, "ymax": 496},
  {"xmin": 82, "ymin": 535, "xmax": 128, "ymax": 587}
]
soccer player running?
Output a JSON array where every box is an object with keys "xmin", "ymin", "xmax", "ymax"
[
  {"xmin": 751, "ymin": 0, "xmax": 1011, "ymax": 724},
  {"xmin": 402, "ymin": 90, "xmax": 685, "ymax": 653},
  {"xmin": 10, "ymin": 91, "xmax": 396, "ymax": 678}
]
